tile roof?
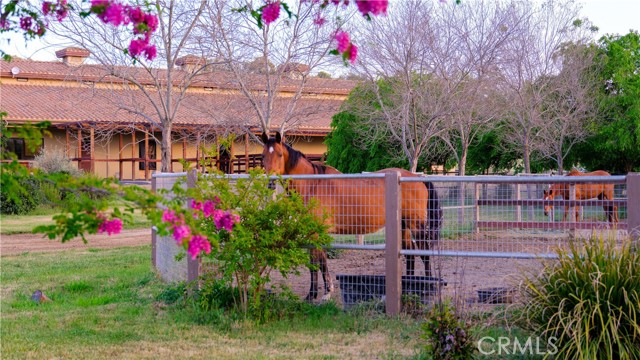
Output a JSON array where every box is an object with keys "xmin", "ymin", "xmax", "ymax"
[
  {"xmin": 1, "ymin": 83, "xmax": 344, "ymax": 132},
  {"xmin": 0, "ymin": 58, "xmax": 357, "ymax": 95},
  {"xmin": 1, "ymin": 57, "xmax": 354, "ymax": 133}
]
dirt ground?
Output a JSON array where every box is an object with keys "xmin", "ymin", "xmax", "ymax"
[{"xmin": 0, "ymin": 229, "xmax": 152, "ymax": 256}]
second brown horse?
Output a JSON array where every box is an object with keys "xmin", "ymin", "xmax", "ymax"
[
  {"xmin": 543, "ymin": 169, "xmax": 618, "ymax": 223},
  {"xmin": 261, "ymin": 132, "xmax": 443, "ymax": 301}
]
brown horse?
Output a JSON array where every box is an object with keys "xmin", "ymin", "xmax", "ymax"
[
  {"xmin": 543, "ymin": 169, "xmax": 618, "ymax": 223},
  {"xmin": 261, "ymin": 132, "xmax": 443, "ymax": 301}
]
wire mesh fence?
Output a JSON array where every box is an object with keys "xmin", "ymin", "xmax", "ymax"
[{"xmin": 152, "ymin": 172, "xmax": 636, "ymax": 314}]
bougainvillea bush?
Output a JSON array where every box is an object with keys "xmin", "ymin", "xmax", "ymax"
[{"xmin": 170, "ymin": 170, "xmax": 332, "ymax": 313}]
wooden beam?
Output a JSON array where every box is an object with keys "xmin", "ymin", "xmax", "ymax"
[
  {"xmin": 89, "ymin": 127, "xmax": 95, "ymax": 173},
  {"xmin": 244, "ymin": 133, "xmax": 249, "ymax": 173},
  {"xmin": 77, "ymin": 129, "xmax": 82, "ymax": 169},
  {"xmin": 118, "ymin": 133, "xmax": 123, "ymax": 181},
  {"xmin": 131, "ymin": 131, "xmax": 136, "ymax": 180},
  {"xmin": 144, "ymin": 131, "xmax": 149, "ymax": 181},
  {"xmin": 65, "ymin": 128, "xmax": 70, "ymax": 157}
]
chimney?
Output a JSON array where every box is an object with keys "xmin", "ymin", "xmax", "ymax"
[
  {"xmin": 176, "ymin": 55, "xmax": 206, "ymax": 72},
  {"xmin": 55, "ymin": 47, "xmax": 90, "ymax": 66}
]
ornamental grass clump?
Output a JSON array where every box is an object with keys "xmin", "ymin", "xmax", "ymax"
[{"xmin": 522, "ymin": 237, "xmax": 640, "ymax": 360}]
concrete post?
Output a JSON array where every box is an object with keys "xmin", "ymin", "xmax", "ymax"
[
  {"xmin": 385, "ymin": 172, "xmax": 402, "ymax": 316},
  {"xmin": 627, "ymin": 173, "xmax": 640, "ymax": 247}
]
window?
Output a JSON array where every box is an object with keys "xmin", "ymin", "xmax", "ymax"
[
  {"xmin": 139, "ymin": 141, "xmax": 157, "ymax": 170},
  {"xmin": 3, "ymin": 138, "xmax": 41, "ymax": 160}
]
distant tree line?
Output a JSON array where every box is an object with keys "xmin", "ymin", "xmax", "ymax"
[{"xmin": 325, "ymin": 0, "xmax": 639, "ymax": 175}]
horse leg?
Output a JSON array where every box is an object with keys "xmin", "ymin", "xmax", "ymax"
[
  {"xmin": 563, "ymin": 206, "xmax": 569, "ymax": 222},
  {"xmin": 305, "ymin": 249, "xmax": 321, "ymax": 302},
  {"xmin": 411, "ymin": 222, "xmax": 432, "ymax": 278},
  {"xmin": 402, "ymin": 222, "xmax": 416, "ymax": 276},
  {"xmin": 317, "ymin": 249, "xmax": 334, "ymax": 301}
]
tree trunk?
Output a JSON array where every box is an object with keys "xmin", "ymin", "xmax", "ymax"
[
  {"xmin": 557, "ymin": 153, "xmax": 564, "ymax": 175},
  {"xmin": 523, "ymin": 138, "xmax": 531, "ymax": 174},
  {"xmin": 410, "ymin": 155, "xmax": 419, "ymax": 173},
  {"xmin": 161, "ymin": 123, "xmax": 173, "ymax": 173}
]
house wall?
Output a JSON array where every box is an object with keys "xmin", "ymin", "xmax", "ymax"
[{"xmin": 40, "ymin": 128, "xmax": 329, "ymax": 179}]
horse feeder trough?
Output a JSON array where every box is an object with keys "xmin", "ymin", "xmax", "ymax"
[{"xmin": 336, "ymin": 274, "xmax": 447, "ymax": 310}]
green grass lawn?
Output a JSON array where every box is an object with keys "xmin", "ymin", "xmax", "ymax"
[
  {"xmin": 0, "ymin": 206, "xmax": 151, "ymax": 235},
  {"xmin": 0, "ymin": 246, "xmax": 542, "ymax": 359}
]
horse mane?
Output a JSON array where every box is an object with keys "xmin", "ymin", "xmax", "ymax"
[{"xmin": 281, "ymin": 142, "xmax": 335, "ymax": 174}]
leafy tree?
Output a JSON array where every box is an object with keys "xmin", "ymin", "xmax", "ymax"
[
  {"xmin": 324, "ymin": 112, "xmax": 409, "ymax": 173},
  {"xmin": 574, "ymin": 31, "xmax": 640, "ymax": 173},
  {"xmin": 465, "ymin": 127, "xmax": 520, "ymax": 175}
]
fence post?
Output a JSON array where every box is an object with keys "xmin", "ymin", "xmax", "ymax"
[
  {"xmin": 473, "ymin": 182, "xmax": 480, "ymax": 234},
  {"xmin": 186, "ymin": 169, "xmax": 199, "ymax": 284},
  {"xmin": 569, "ymin": 183, "xmax": 576, "ymax": 238},
  {"xmin": 385, "ymin": 172, "xmax": 402, "ymax": 316},
  {"xmin": 515, "ymin": 183, "xmax": 522, "ymax": 222},
  {"xmin": 627, "ymin": 173, "xmax": 640, "ymax": 247},
  {"xmin": 151, "ymin": 175, "xmax": 157, "ymax": 268}
]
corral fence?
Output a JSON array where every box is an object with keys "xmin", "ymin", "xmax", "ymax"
[{"xmin": 151, "ymin": 171, "xmax": 640, "ymax": 315}]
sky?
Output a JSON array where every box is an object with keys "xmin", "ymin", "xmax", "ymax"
[{"xmin": 2, "ymin": 0, "xmax": 639, "ymax": 62}]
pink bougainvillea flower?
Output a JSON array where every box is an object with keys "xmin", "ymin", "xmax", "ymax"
[
  {"xmin": 187, "ymin": 234, "xmax": 211, "ymax": 260},
  {"xmin": 203, "ymin": 200, "xmax": 216, "ymax": 218},
  {"xmin": 313, "ymin": 14, "xmax": 326, "ymax": 26},
  {"xmin": 98, "ymin": 218, "xmax": 123, "ymax": 235},
  {"xmin": 102, "ymin": 2, "xmax": 125, "ymax": 26},
  {"xmin": 190, "ymin": 199, "xmax": 203, "ymax": 211},
  {"xmin": 261, "ymin": 1, "xmax": 281, "ymax": 25},
  {"xmin": 143, "ymin": 44, "xmax": 156, "ymax": 60},
  {"xmin": 162, "ymin": 209, "xmax": 178, "ymax": 223},
  {"xmin": 355, "ymin": 0, "xmax": 388, "ymax": 17},
  {"xmin": 128, "ymin": 6, "xmax": 145, "ymax": 23},
  {"xmin": 144, "ymin": 13, "xmax": 158, "ymax": 32},
  {"xmin": 335, "ymin": 31, "xmax": 351, "ymax": 53},
  {"xmin": 348, "ymin": 43, "xmax": 358, "ymax": 64},
  {"xmin": 42, "ymin": 2, "xmax": 54, "ymax": 16},
  {"xmin": 214, "ymin": 210, "xmax": 239, "ymax": 232},
  {"xmin": 128, "ymin": 38, "xmax": 146, "ymax": 57},
  {"xmin": 172, "ymin": 225, "xmax": 191, "ymax": 243}
]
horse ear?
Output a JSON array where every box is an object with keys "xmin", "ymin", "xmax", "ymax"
[
  {"xmin": 543, "ymin": 190, "xmax": 548, "ymax": 196},
  {"xmin": 275, "ymin": 132, "xmax": 282, "ymax": 143},
  {"xmin": 261, "ymin": 132, "xmax": 269, "ymax": 144}
]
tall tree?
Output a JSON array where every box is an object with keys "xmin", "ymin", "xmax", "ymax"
[
  {"xmin": 46, "ymin": 0, "xmax": 211, "ymax": 172},
  {"xmin": 532, "ymin": 42, "xmax": 601, "ymax": 173},
  {"xmin": 497, "ymin": 0, "xmax": 593, "ymax": 173},
  {"xmin": 199, "ymin": 0, "xmax": 340, "ymax": 135},
  {"xmin": 576, "ymin": 31, "xmax": 640, "ymax": 173},
  {"xmin": 352, "ymin": 0, "xmax": 454, "ymax": 172}
]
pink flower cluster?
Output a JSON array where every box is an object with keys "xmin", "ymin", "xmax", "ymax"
[
  {"xmin": 42, "ymin": 0, "xmax": 70, "ymax": 22},
  {"xmin": 98, "ymin": 217, "xmax": 123, "ymax": 235},
  {"xmin": 189, "ymin": 199, "xmax": 240, "ymax": 232},
  {"xmin": 354, "ymin": 0, "xmax": 388, "ymax": 17},
  {"xmin": 90, "ymin": 0, "xmax": 158, "ymax": 60},
  {"xmin": 261, "ymin": 1, "xmax": 281, "ymax": 25},
  {"xmin": 335, "ymin": 31, "xmax": 358, "ymax": 64},
  {"xmin": 18, "ymin": 16, "xmax": 45, "ymax": 36},
  {"xmin": 162, "ymin": 209, "xmax": 210, "ymax": 259},
  {"xmin": 313, "ymin": 0, "xmax": 387, "ymax": 64}
]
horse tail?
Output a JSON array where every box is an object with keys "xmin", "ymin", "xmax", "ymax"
[{"xmin": 425, "ymin": 181, "xmax": 443, "ymax": 242}]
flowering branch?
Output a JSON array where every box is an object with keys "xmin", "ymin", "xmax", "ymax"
[{"xmin": 1, "ymin": 0, "xmax": 159, "ymax": 61}]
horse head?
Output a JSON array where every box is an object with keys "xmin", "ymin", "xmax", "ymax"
[
  {"xmin": 261, "ymin": 132, "xmax": 287, "ymax": 175},
  {"xmin": 542, "ymin": 188, "xmax": 555, "ymax": 217}
]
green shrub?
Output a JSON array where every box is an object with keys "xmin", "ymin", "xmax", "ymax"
[
  {"xmin": 0, "ymin": 176, "xmax": 41, "ymax": 214},
  {"xmin": 422, "ymin": 301, "xmax": 476, "ymax": 360},
  {"xmin": 522, "ymin": 237, "xmax": 640, "ymax": 360}
]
